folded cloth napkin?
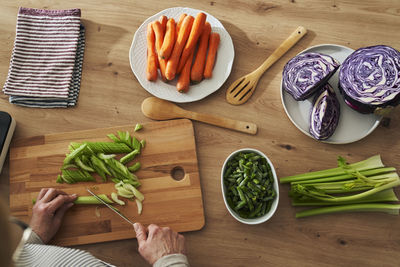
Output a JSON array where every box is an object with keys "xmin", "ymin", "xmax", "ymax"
[{"xmin": 3, "ymin": 7, "xmax": 85, "ymax": 108}]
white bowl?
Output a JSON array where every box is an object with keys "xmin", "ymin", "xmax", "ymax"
[{"xmin": 221, "ymin": 148, "xmax": 279, "ymax": 225}]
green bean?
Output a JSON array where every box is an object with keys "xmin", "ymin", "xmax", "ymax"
[
  {"xmin": 235, "ymin": 200, "xmax": 246, "ymax": 210},
  {"xmin": 229, "ymin": 186, "xmax": 238, "ymax": 196},
  {"xmin": 237, "ymin": 187, "xmax": 246, "ymax": 203}
]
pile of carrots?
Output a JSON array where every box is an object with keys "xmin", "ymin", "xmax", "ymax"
[{"xmin": 146, "ymin": 12, "xmax": 220, "ymax": 93}]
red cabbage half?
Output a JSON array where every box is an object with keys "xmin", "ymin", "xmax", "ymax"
[
  {"xmin": 309, "ymin": 83, "xmax": 340, "ymax": 140},
  {"xmin": 283, "ymin": 52, "xmax": 340, "ymax": 101},
  {"xmin": 339, "ymin": 45, "xmax": 400, "ymax": 114}
]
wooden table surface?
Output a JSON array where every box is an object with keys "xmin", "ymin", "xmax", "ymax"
[{"xmin": 1, "ymin": 0, "xmax": 399, "ymax": 266}]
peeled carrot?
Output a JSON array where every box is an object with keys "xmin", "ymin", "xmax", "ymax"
[
  {"xmin": 165, "ymin": 15, "xmax": 194, "ymax": 81},
  {"xmin": 175, "ymin": 13, "xmax": 187, "ymax": 40},
  {"xmin": 190, "ymin": 22, "xmax": 211, "ymax": 83},
  {"xmin": 203, "ymin": 32, "xmax": 220, "ymax": 79},
  {"xmin": 159, "ymin": 18, "xmax": 175, "ymax": 60},
  {"xmin": 146, "ymin": 23, "xmax": 158, "ymax": 81},
  {"xmin": 152, "ymin": 21, "xmax": 167, "ymax": 81},
  {"xmin": 177, "ymin": 12, "xmax": 207, "ymax": 74},
  {"xmin": 152, "ymin": 21, "xmax": 164, "ymax": 55},
  {"xmin": 159, "ymin": 15, "xmax": 167, "ymax": 33},
  {"xmin": 177, "ymin": 50, "xmax": 195, "ymax": 93}
]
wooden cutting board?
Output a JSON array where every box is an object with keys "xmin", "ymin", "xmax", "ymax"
[{"xmin": 9, "ymin": 119, "xmax": 204, "ymax": 246}]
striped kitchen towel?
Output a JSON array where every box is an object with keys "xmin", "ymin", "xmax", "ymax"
[{"xmin": 3, "ymin": 7, "xmax": 85, "ymax": 108}]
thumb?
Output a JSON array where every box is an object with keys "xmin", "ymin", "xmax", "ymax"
[{"xmin": 134, "ymin": 223, "xmax": 147, "ymax": 245}]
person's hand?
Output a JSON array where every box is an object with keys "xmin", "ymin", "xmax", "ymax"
[
  {"xmin": 30, "ymin": 188, "xmax": 77, "ymax": 243},
  {"xmin": 134, "ymin": 223, "xmax": 186, "ymax": 265}
]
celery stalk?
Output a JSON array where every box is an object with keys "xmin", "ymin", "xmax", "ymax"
[
  {"xmin": 299, "ymin": 172, "xmax": 399, "ymax": 194},
  {"xmin": 292, "ymin": 189, "xmax": 399, "ymax": 206},
  {"xmin": 296, "ymin": 203, "xmax": 400, "ymax": 218},
  {"xmin": 291, "ymin": 167, "xmax": 396, "ymax": 185},
  {"xmin": 74, "ymin": 195, "xmax": 114, "ymax": 204},
  {"xmin": 294, "ymin": 180, "xmax": 400, "ymax": 203},
  {"xmin": 280, "ymin": 155, "xmax": 385, "ymax": 183},
  {"xmin": 33, "ymin": 194, "xmax": 114, "ymax": 205}
]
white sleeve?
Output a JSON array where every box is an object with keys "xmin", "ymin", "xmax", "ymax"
[
  {"xmin": 153, "ymin": 254, "xmax": 190, "ymax": 267},
  {"xmin": 25, "ymin": 229, "xmax": 44, "ymax": 244}
]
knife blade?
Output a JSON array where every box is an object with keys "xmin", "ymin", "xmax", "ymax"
[{"xmin": 86, "ymin": 188, "xmax": 135, "ymax": 227}]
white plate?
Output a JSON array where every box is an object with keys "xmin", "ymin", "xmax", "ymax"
[
  {"xmin": 280, "ymin": 44, "xmax": 381, "ymax": 144},
  {"xmin": 129, "ymin": 7, "xmax": 234, "ymax": 103}
]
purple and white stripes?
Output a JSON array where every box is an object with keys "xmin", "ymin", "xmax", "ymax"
[{"xmin": 3, "ymin": 7, "xmax": 85, "ymax": 108}]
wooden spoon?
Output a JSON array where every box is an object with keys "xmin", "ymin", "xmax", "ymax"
[
  {"xmin": 141, "ymin": 97, "xmax": 257, "ymax": 135},
  {"xmin": 226, "ymin": 26, "xmax": 307, "ymax": 105}
]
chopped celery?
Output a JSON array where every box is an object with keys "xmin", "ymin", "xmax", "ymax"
[
  {"xmin": 136, "ymin": 199, "xmax": 143, "ymax": 214},
  {"xmin": 120, "ymin": 149, "xmax": 139, "ymax": 164},
  {"xmin": 140, "ymin": 140, "xmax": 146, "ymax": 148},
  {"xmin": 56, "ymin": 130, "xmax": 146, "ymax": 213},
  {"xmin": 75, "ymin": 157, "xmax": 95, "ymax": 172},
  {"xmin": 107, "ymin": 133, "xmax": 120, "ymax": 142},
  {"xmin": 134, "ymin": 123, "xmax": 143, "ymax": 132},
  {"xmin": 131, "ymin": 137, "xmax": 141, "ymax": 152},
  {"xmin": 124, "ymin": 184, "xmax": 144, "ymax": 201},
  {"xmin": 85, "ymin": 142, "xmax": 131, "ymax": 154},
  {"xmin": 56, "ymin": 174, "xmax": 63, "ymax": 184},
  {"xmin": 63, "ymin": 143, "xmax": 88, "ymax": 165},
  {"xmin": 97, "ymin": 153, "xmax": 116, "ymax": 160},
  {"xmin": 111, "ymin": 192, "xmax": 125, "ymax": 205},
  {"xmin": 128, "ymin": 162, "xmax": 141, "ymax": 172},
  {"xmin": 62, "ymin": 169, "xmax": 95, "ymax": 183},
  {"xmin": 117, "ymin": 187, "xmax": 134, "ymax": 198},
  {"xmin": 90, "ymin": 155, "xmax": 111, "ymax": 176},
  {"xmin": 61, "ymin": 164, "xmax": 78, "ymax": 170}
]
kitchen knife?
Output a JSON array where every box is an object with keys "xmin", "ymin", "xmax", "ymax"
[{"xmin": 86, "ymin": 188, "xmax": 135, "ymax": 227}]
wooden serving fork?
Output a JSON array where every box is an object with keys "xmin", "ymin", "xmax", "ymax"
[{"xmin": 226, "ymin": 26, "xmax": 307, "ymax": 105}]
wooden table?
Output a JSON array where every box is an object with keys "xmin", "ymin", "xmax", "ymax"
[{"xmin": 1, "ymin": 1, "xmax": 399, "ymax": 266}]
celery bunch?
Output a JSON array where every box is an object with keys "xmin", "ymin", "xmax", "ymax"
[{"xmin": 280, "ymin": 155, "xmax": 400, "ymax": 218}]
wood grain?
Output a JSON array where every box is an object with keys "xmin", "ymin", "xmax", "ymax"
[
  {"xmin": 0, "ymin": 0, "xmax": 399, "ymax": 266},
  {"xmin": 9, "ymin": 119, "xmax": 204, "ymax": 246}
]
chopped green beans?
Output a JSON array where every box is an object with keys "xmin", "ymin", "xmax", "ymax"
[{"xmin": 223, "ymin": 151, "xmax": 276, "ymax": 219}]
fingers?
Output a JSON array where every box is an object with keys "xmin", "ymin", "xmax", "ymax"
[
  {"xmin": 47, "ymin": 194, "xmax": 77, "ymax": 214},
  {"xmin": 53, "ymin": 202, "xmax": 74, "ymax": 224},
  {"xmin": 147, "ymin": 224, "xmax": 161, "ymax": 240},
  {"xmin": 134, "ymin": 223, "xmax": 148, "ymax": 245},
  {"xmin": 178, "ymin": 234, "xmax": 186, "ymax": 254},
  {"xmin": 37, "ymin": 188, "xmax": 49, "ymax": 200},
  {"xmin": 41, "ymin": 188, "xmax": 68, "ymax": 203}
]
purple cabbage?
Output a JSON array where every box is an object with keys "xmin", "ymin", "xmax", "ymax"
[
  {"xmin": 339, "ymin": 45, "xmax": 400, "ymax": 114},
  {"xmin": 309, "ymin": 84, "xmax": 340, "ymax": 140},
  {"xmin": 283, "ymin": 52, "xmax": 340, "ymax": 101}
]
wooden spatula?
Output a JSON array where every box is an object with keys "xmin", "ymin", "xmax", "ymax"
[
  {"xmin": 141, "ymin": 97, "xmax": 257, "ymax": 135},
  {"xmin": 226, "ymin": 26, "xmax": 307, "ymax": 105}
]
